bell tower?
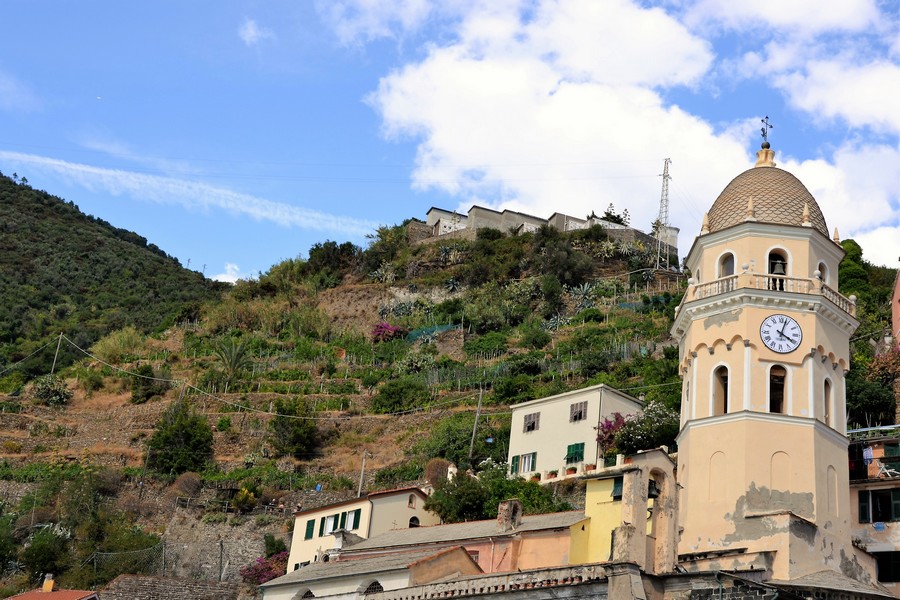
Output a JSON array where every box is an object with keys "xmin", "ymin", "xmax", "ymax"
[{"xmin": 672, "ymin": 140, "xmax": 869, "ymax": 580}]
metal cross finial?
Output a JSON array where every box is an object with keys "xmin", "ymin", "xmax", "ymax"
[{"xmin": 760, "ymin": 116, "xmax": 774, "ymax": 143}]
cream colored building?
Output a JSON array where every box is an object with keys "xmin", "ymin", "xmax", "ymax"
[
  {"xmin": 507, "ymin": 384, "xmax": 642, "ymax": 482},
  {"xmin": 671, "ymin": 141, "xmax": 880, "ymax": 583},
  {"xmin": 286, "ymin": 487, "xmax": 441, "ymax": 572}
]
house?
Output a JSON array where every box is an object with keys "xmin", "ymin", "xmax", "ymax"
[
  {"xmin": 286, "ymin": 487, "xmax": 441, "ymax": 571},
  {"xmin": 263, "ymin": 499, "xmax": 586, "ymax": 600},
  {"xmin": 8, "ymin": 575, "xmax": 97, "ymax": 600},
  {"xmin": 848, "ymin": 429, "xmax": 900, "ymax": 596},
  {"xmin": 506, "ymin": 384, "xmax": 643, "ymax": 482},
  {"xmin": 260, "ymin": 547, "xmax": 482, "ymax": 600},
  {"xmin": 338, "ymin": 500, "xmax": 588, "ymax": 573}
]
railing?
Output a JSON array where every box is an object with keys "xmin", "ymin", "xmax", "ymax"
[
  {"xmin": 368, "ymin": 564, "xmax": 605, "ymax": 600},
  {"xmin": 685, "ymin": 273, "xmax": 856, "ymax": 316}
]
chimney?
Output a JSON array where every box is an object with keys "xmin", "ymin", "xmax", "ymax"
[
  {"xmin": 42, "ymin": 574, "xmax": 55, "ymax": 593},
  {"xmin": 497, "ymin": 499, "xmax": 523, "ymax": 532}
]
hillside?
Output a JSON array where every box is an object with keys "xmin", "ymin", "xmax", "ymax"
[
  {"xmin": 0, "ymin": 172, "xmax": 228, "ymax": 379},
  {"xmin": 0, "ymin": 177, "xmax": 895, "ymax": 595}
]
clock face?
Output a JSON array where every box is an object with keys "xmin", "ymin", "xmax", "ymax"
[{"xmin": 760, "ymin": 314, "xmax": 803, "ymax": 354}]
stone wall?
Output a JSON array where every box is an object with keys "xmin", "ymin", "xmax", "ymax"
[{"xmin": 101, "ymin": 574, "xmax": 240, "ymax": 600}]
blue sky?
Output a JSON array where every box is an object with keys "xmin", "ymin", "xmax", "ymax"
[{"xmin": 1, "ymin": 1, "xmax": 898, "ymax": 281}]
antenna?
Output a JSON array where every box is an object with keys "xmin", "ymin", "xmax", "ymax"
[{"xmin": 655, "ymin": 158, "xmax": 672, "ymax": 270}]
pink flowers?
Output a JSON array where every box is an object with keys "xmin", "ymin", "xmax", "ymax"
[{"xmin": 239, "ymin": 551, "xmax": 289, "ymax": 584}]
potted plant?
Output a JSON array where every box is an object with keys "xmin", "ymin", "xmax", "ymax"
[
  {"xmin": 531, "ymin": 473, "xmax": 541, "ymax": 482},
  {"xmin": 547, "ymin": 470, "xmax": 558, "ymax": 479},
  {"xmin": 584, "ymin": 463, "xmax": 597, "ymax": 471},
  {"xmin": 566, "ymin": 466, "xmax": 577, "ymax": 475}
]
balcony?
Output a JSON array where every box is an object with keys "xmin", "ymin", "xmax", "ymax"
[{"xmin": 684, "ymin": 273, "xmax": 856, "ymax": 317}]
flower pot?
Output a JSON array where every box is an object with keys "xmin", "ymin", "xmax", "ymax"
[{"xmin": 565, "ymin": 467, "xmax": 577, "ymax": 475}]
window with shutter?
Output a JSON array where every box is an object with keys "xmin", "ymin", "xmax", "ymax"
[
  {"xmin": 612, "ymin": 477, "xmax": 623, "ymax": 499},
  {"xmin": 524, "ymin": 412, "xmax": 540, "ymax": 432},
  {"xmin": 305, "ymin": 519, "xmax": 315, "ymax": 540},
  {"xmin": 859, "ymin": 491, "xmax": 871, "ymax": 523},
  {"xmin": 570, "ymin": 401, "xmax": 588, "ymax": 422},
  {"xmin": 510, "ymin": 455, "xmax": 520, "ymax": 474},
  {"xmin": 565, "ymin": 442, "xmax": 585, "ymax": 464},
  {"xmin": 351, "ymin": 508, "xmax": 362, "ymax": 530},
  {"xmin": 339, "ymin": 511, "xmax": 347, "ymax": 529}
]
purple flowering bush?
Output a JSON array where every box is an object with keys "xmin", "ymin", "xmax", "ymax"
[{"xmin": 239, "ymin": 550, "xmax": 289, "ymax": 585}]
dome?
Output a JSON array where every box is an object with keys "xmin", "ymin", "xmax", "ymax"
[{"xmin": 707, "ymin": 165, "xmax": 828, "ymax": 237}]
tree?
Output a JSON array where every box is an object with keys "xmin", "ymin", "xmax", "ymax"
[
  {"xmin": 147, "ymin": 400, "xmax": 213, "ymax": 475},
  {"xmin": 411, "ymin": 413, "xmax": 510, "ymax": 469},
  {"xmin": 269, "ymin": 398, "xmax": 319, "ymax": 459},
  {"xmin": 212, "ymin": 337, "xmax": 253, "ymax": 389},
  {"xmin": 424, "ymin": 462, "xmax": 570, "ymax": 523},
  {"xmin": 613, "ymin": 400, "xmax": 680, "ymax": 456},
  {"xmin": 371, "ymin": 378, "xmax": 429, "ymax": 413},
  {"xmin": 20, "ymin": 528, "xmax": 69, "ymax": 580}
]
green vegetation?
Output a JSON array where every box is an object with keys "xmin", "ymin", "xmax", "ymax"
[
  {"xmin": 0, "ymin": 173, "xmax": 226, "ymax": 378},
  {"xmin": 147, "ymin": 400, "xmax": 214, "ymax": 475},
  {"xmin": 268, "ymin": 398, "xmax": 319, "ymax": 459}
]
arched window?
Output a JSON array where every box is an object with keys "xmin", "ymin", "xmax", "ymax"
[
  {"xmin": 409, "ymin": 516, "xmax": 420, "ymax": 528},
  {"xmin": 823, "ymin": 379, "xmax": 833, "ymax": 426},
  {"xmin": 408, "ymin": 494, "xmax": 416, "ymax": 508},
  {"xmin": 769, "ymin": 366, "xmax": 786, "ymax": 413},
  {"xmin": 302, "ymin": 591, "xmax": 316, "ymax": 599},
  {"xmin": 719, "ymin": 253, "xmax": 735, "ymax": 278},
  {"xmin": 364, "ymin": 581, "xmax": 384, "ymax": 595},
  {"xmin": 768, "ymin": 251, "xmax": 788, "ymax": 291},
  {"xmin": 817, "ymin": 262, "xmax": 829, "ymax": 286},
  {"xmin": 713, "ymin": 366, "xmax": 729, "ymax": 415}
]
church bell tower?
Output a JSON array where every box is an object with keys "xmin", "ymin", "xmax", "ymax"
[{"xmin": 672, "ymin": 138, "xmax": 865, "ymax": 580}]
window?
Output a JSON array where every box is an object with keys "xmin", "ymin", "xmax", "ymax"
[
  {"xmin": 318, "ymin": 509, "xmax": 362, "ymax": 536},
  {"xmin": 875, "ymin": 552, "xmax": 900, "ymax": 582},
  {"xmin": 408, "ymin": 494, "xmax": 416, "ymax": 508},
  {"xmin": 520, "ymin": 452, "xmax": 537, "ymax": 472},
  {"xmin": 302, "ymin": 591, "xmax": 316, "ymax": 599},
  {"xmin": 823, "ymin": 379, "xmax": 832, "ymax": 426},
  {"xmin": 769, "ymin": 366, "xmax": 786, "ymax": 414},
  {"xmin": 719, "ymin": 253, "xmax": 735, "ymax": 277},
  {"xmin": 409, "ymin": 516, "xmax": 420, "ymax": 527},
  {"xmin": 570, "ymin": 401, "xmax": 588, "ymax": 422},
  {"xmin": 524, "ymin": 412, "xmax": 540, "ymax": 432},
  {"xmin": 304, "ymin": 519, "xmax": 315, "ymax": 540},
  {"xmin": 363, "ymin": 581, "xmax": 384, "ymax": 595},
  {"xmin": 510, "ymin": 454, "xmax": 519, "ymax": 474},
  {"xmin": 467, "ymin": 550, "xmax": 480, "ymax": 563},
  {"xmin": 322, "ymin": 513, "xmax": 339, "ymax": 535},
  {"xmin": 768, "ymin": 251, "xmax": 787, "ymax": 291},
  {"xmin": 859, "ymin": 489, "xmax": 900, "ymax": 523},
  {"xmin": 565, "ymin": 443, "xmax": 585, "ymax": 464},
  {"xmin": 349, "ymin": 508, "xmax": 362, "ymax": 530},
  {"xmin": 611, "ymin": 477, "xmax": 623, "ymax": 500},
  {"xmin": 713, "ymin": 366, "xmax": 729, "ymax": 415}
]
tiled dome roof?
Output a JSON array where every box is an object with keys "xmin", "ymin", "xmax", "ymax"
[{"xmin": 707, "ymin": 166, "xmax": 828, "ymax": 237}]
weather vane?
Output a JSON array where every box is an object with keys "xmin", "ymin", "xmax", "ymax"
[{"xmin": 760, "ymin": 116, "xmax": 774, "ymax": 144}]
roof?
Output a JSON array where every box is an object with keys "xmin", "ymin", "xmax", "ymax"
[
  {"xmin": 260, "ymin": 547, "xmax": 445, "ymax": 588},
  {"xmin": 342, "ymin": 510, "xmax": 586, "ymax": 552},
  {"xmin": 293, "ymin": 487, "xmax": 428, "ymax": 517},
  {"xmin": 769, "ymin": 570, "xmax": 895, "ymax": 598},
  {"xmin": 509, "ymin": 383, "xmax": 643, "ymax": 411},
  {"xmin": 707, "ymin": 165, "xmax": 828, "ymax": 237},
  {"xmin": 7, "ymin": 590, "xmax": 98, "ymax": 600}
]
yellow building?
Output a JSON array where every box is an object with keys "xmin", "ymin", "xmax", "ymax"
[{"xmin": 671, "ymin": 140, "xmax": 877, "ymax": 582}]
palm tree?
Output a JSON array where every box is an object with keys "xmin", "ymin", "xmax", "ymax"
[{"xmin": 213, "ymin": 338, "xmax": 253, "ymax": 391}]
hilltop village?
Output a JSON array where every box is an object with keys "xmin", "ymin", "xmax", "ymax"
[{"xmin": 0, "ymin": 141, "xmax": 899, "ymax": 600}]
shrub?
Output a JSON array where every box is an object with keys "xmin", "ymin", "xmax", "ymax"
[
  {"xmin": 171, "ymin": 472, "xmax": 203, "ymax": 497},
  {"xmin": 372, "ymin": 378, "xmax": 429, "ymax": 414},
  {"xmin": 30, "ymin": 374, "xmax": 72, "ymax": 406},
  {"xmin": 91, "ymin": 326, "xmax": 144, "ymax": 363},
  {"xmin": 374, "ymin": 462, "xmax": 425, "ymax": 486},
  {"xmin": 491, "ymin": 375, "xmax": 534, "ymax": 404},
  {"xmin": 239, "ymin": 551, "xmax": 289, "ymax": 585},
  {"xmin": 269, "ymin": 398, "xmax": 319, "ymax": 460},
  {"xmin": 147, "ymin": 400, "xmax": 214, "ymax": 475},
  {"xmin": 520, "ymin": 326, "xmax": 551, "ymax": 350},
  {"xmin": 424, "ymin": 458, "xmax": 452, "ymax": 485},
  {"xmin": 264, "ymin": 533, "xmax": 287, "ymax": 557},
  {"xmin": 232, "ymin": 487, "xmax": 258, "ymax": 512},
  {"xmin": 216, "ymin": 416, "xmax": 232, "ymax": 432},
  {"xmin": 614, "ymin": 401, "xmax": 679, "ymax": 455},
  {"xmin": 131, "ymin": 363, "xmax": 170, "ymax": 404},
  {"xmin": 463, "ymin": 332, "xmax": 508, "ymax": 357},
  {"xmin": 372, "ymin": 322, "xmax": 405, "ymax": 343}
]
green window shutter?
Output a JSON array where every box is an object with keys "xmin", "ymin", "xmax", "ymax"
[
  {"xmin": 531, "ymin": 452, "xmax": 537, "ymax": 471},
  {"xmin": 511, "ymin": 455, "xmax": 520, "ymax": 474},
  {"xmin": 612, "ymin": 477, "xmax": 623, "ymax": 499},
  {"xmin": 859, "ymin": 491, "xmax": 871, "ymax": 523},
  {"xmin": 318, "ymin": 516, "xmax": 326, "ymax": 536},
  {"xmin": 891, "ymin": 489, "xmax": 900, "ymax": 522},
  {"xmin": 886, "ymin": 444, "xmax": 900, "ymax": 457},
  {"xmin": 352, "ymin": 508, "xmax": 362, "ymax": 530},
  {"xmin": 304, "ymin": 519, "xmax": 315, "ymax": 540},
  {"xmin": 575, "ymin": 443, "xmax": 584, "ymax": 462},
  {"xmin": 339, "ymin": 511, "xmax": 347, "ymax": 529}
]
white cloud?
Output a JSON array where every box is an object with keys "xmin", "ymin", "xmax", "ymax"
[
  {"xmin": 0, "ymin": 70, "xmax": 41, "ymax": 112},
  {"xmin": 316, "ymin": 0, "xmax": 434, "ymax": 45},
  {"xmin": 774, "ymin": 58, "xmax": 900, "ymax": 134},
  {"xmin": 0, "ymin": 150, "xmax": 378, "ymax": 238},
  {"xmin": 213, "ymin": 263, "xmax": 244, "ymax": 283},
  {"xmin": 239, "ymin": 18, "xmax": 275, "ymax": 47},
  {"xmin": 853, "ymin": 227, "xmax": 900, "ymax": 268},
  {"xmin": 684, "ymin": 0, "xmax": 881, "ymax": 35}
]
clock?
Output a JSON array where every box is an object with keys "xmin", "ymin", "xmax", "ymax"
[{"xmin": 760, "ymin": 314, "xmax": 802, "ymax": 354}]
